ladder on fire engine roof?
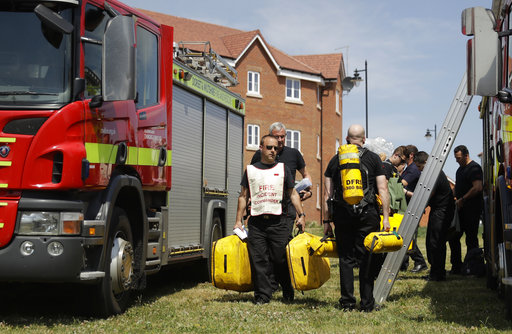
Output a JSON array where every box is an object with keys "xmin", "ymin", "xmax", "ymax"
[
  {"xmin": 373, "ymin": 72, "xmax": 473, "ymax": 305},
  {"xmin": 174, "ymin": 41, "xmax": 238, "ymax": 87}
]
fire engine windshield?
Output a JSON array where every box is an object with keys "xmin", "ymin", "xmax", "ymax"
[{"xmin": 0, "ymin": 6, "xmax": 73, "ymax": 107}]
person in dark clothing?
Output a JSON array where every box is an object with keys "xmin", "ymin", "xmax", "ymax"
[
  {"xmin": 382, "ymin": 145, "xmax": 407, "ymax": 180},
  {"xmin": 323, "ymin": 124, "xmax": 390, "ymax": 312},
  {"xmin": 234, "ymin": 135, "xmax": 306, "ymax": 304},
  {"xmin": 449, "ymin": 145, "xmax": 483, "ymax": 274},
  {"xmin": 400, "ymin": 144, "xmax": 428, "ymax": 273},
  {"xmin": 413, "ymin": 151, "xmax": 455, "ymax": 281}
]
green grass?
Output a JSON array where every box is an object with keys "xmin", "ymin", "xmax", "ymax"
[{"xmin": 0, "ymin": 224, "xmax": 511, "ymax": 333}]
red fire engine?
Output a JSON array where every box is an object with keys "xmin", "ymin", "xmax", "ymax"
[{"xmin": 0, "ymin": 0, "xmax": 245, "ymax": 315}]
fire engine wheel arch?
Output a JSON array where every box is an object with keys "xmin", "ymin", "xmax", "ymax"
[
  {"xmin": 203, "ymin": 202, "xmax": 225, "ymax": 280},
  {"xmin": 96, "ymin": 206, "xmax": 134, "ymax": 316}
]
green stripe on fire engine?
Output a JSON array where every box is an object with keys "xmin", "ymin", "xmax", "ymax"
[{"xmin": 85, "ymin": 143, "xmax": 171, "ymax": 167}]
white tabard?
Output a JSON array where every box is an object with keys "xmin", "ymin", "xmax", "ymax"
[{"xmin": 247, "ymin": 163, "xmax": 285, "ymax": 216}]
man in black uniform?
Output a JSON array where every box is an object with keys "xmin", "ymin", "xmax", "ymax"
[
  {"xmin": 234, "ymin": 135, "xmax": 306, "ymax": 304},
  {"xmin": 323, "ymin": 124, "xmax": 390, "ymax": 312},
  {"xmin": 382, "ymin": 145, "xmax": 407, "ymax": 180},
  {"xmin": 413, "ymin": 151, "xmax": 455, "ymax": 281},
  {"xmin": 449, "ymin": 145, "xmax": 483, "ymax": 274},
  {"xmin": 401, "ymin": 145, "xmax": 428, "ymax": 273}
]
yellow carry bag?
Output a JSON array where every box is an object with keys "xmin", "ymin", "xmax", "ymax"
[
  {"xmin": 338, "ymin": 144, "xmax": 364, "ymax": 205},
  {"xmin": 211, "ymin": 234, "xmax": 253, "ymax": 292},
  {"xmin": 308, "ymin": 234, "xmax": 338, "ymax": 258},
  {"xmin": 286, "ymin": 232, "xmax": 330, "ymax": 291},
  {"xmin": 364, "ymin": 228, "xmax": 403, "ymax": 253},
  {"xmin": 379, "ymin": 213, "xmax": 412, "ymax": 250}
]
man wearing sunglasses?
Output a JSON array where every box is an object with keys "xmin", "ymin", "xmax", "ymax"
[
  {"xmin": 382, "ymin": 146, "xmax": 407, "ymax": 180},
  {"xmin": 235, "ymin": 135, "xmax": 306, "ymax": 304}
]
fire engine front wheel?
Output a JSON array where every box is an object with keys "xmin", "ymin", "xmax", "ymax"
[{"xmin": 97, "ymin": 207, "xmax": 134, "ymax": 316}]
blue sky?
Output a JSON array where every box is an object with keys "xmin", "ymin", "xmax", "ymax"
[{"xmin": 122, "ymin": 0, "xmax": 489, "ymax": 179}]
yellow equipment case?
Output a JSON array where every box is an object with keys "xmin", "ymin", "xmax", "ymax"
[
  {"xmin": 338, "ymin": 144, "xmax": 364, "ymax": 205},
  {"xmin": 211, "ymin": 235, "xmax": 253, "ymax": 292},
  {"xmin": 364, "ymin": 229, "xmax": 403, "ymax": 253},
  {"xmin": 286, "ymin": 232, "xmax": 331, "ymax": 291},
  {"xmin": 380, "ymin": 213, "xmax": 412, "ymax": 251},
  {"xmin": 308, "ymin": 234, "xmax": 338, "ymax": 258}
]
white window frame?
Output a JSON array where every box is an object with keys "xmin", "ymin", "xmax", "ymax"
[
  {"xmin": 286, "ymin": 129, "xmax": 301, "ymax": 151},
  {"xmin": 335, "ymin": 138, "xmax": 340, "ymax": 153},
  {"xmin": 247, "ymin": 71, "xmax": 261, "ymax": 97},
  {"xmin": 247, "ymin": 124, "xmax": 260, "ymax": 150},
  {"xmin": 285, "ymin": 78, "xmax": 301, "ymax": 102}
]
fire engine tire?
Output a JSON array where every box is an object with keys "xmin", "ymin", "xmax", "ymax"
[
  {"xmin": 206, "ymin": 215, "xmax": 223, "ymax": 282},
  {"xmin": 97, "ymin": 207, "xmax": 134, "ymax": 316}
]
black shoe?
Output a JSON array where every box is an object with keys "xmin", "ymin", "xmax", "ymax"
[
  {"xmin": 360, "ymin": 304, "xmax": 381, "ymax": 312},
  {"xmin": 448, "ymin": 267, "xmax": 462, "ymax": 275},
  {"xmin": 411, "ymin": 264, "xmax": 428, "ymax": 273},
  {"xmin": 338, "ymin": 302, "xmax": 356, "ymax": 311},
  {"xmin": 282, "ymin": 290, "xmax": 294, "ymax": 303},
  {"xmin": 254, "ymin": 297, "xmax": 269, "ymax": 305},
  {"xmin": 400, "ymin": 263, "xmax": 409, "ymax": 271}
]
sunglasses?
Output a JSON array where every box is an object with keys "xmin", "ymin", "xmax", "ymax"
[{"xmin": 265, "ymin": 145, "xmax": 278, "ymax": 151}]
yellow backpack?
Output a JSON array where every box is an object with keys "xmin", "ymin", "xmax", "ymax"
[{"xmin": 211, "ymin": 235, "xmax": 253, "ymax": 292}]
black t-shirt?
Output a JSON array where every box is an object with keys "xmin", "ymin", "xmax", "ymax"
[
  {"xmin": 241, "ymin": 161, "xmax": 295, "ymax": 202},
  {"xmin": 382, "ymin": 159, "xmax": 397, "ymax": 180},
  {"xmin": 250, "ymin": 146, "xmax": 305, "ymax": 181},
  {"xmin": 455, "ymin": 161, "xmax": 483, "ymax": 198},
  {"xmin": 401, "ymin": 162, "xmax": 421, "ymax": 192},
  {"xmin": 428, "ymin": 170, "xmax": 455, "ymax": 211},
  {"xmin": 324, "ymin": 148, "xmax": 385, "ymax": 203}
]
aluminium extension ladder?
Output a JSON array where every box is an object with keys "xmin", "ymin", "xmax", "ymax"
[{"xmin": 373, "ymin": 72, "xmax": 473, "ymax": 304}]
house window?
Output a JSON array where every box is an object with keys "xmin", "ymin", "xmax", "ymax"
[
  {"xmin": 286, "ymin": 130, "xmax": 301, "ymax": 151},
  {"xmin": 286, "ymin": 78, "xmax": 301, "ymax": 100},
  {"xmin": 248, "ymin": 71, "xmax": 260, "ymax": 95},
  {"xmin": 336, "ymin": 138, "xmax": 340, "ymax": 153},
  {"xmin": 247, "ymin": 124, "xmax": 260, "ymax": 148},
  {"xmin": 336, "ymin": 90, "xmax": 340, "ymax": 115}
]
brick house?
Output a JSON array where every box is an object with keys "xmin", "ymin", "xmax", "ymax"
[{"xmin": 141, "ymin": 10, "xmax": 346, "ymax": 223}]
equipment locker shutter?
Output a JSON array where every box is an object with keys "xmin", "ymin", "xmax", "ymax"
[
  {"xmin": 227, "ymin": 113, "xmax": 243, "ymax": 228},
  {"xmin": 204, "ymin": 101, "xmax": 227, "ymax": 191},
  {"xmin": 168, "ymin": 86, "xmax": 203, "ymax": 246}
]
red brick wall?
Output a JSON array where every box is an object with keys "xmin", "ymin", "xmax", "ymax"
[{"xmin": 228, "ymin": 41, "xmax": 343, "ymax": 224}]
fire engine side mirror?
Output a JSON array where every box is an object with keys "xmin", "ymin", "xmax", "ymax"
[
  {"xmin": 102, "ymin": 15, "xmax": 136, "ymax": 102},
  {"xmin": 462, "ymin": 7, "xmax": 500, "ymax": 96}
]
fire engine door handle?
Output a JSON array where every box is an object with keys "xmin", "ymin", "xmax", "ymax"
[
  {"xmin": 497, "ymin": 140, "xmax": 504, "ymax": 163},
  {"xmin": 158, "ymin": 147, "xmax": 167, "ymax": 167},
  {"xmin": 116, "ymin": 142, "xmax": 127, "ymax": 165}
]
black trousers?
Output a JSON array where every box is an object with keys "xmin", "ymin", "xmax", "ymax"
[
  {"xmin": 426, "ymin": 207, "xmax": 454, "ymax": 279},
  {"xmin": 247, "ymin": 215, "xmax": 293, "ymax": 302},
  {"xmin": 449, "ymin": 206, "xmax": 481, "ymax": 269},
  {"xmin": 333, "ymin": 204, "xmax": 380, "ymax": 310}
]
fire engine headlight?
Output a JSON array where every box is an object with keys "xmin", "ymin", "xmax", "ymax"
[
  {"xmin": 19, "ymin": 212, "xmax": 59, "ymax": 235},
  {"xmin": 18, "ymin": 212, "xmax": 83, "ymax": 235}
]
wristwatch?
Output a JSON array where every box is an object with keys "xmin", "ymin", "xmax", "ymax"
[{"xmin": 298, "ymin": 213, "xmax": 306, "ymax": 218}]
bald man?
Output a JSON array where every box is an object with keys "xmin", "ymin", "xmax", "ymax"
[{"xmin": 324, "ymin": 124, "xmax": 390, "ymax": 312}]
